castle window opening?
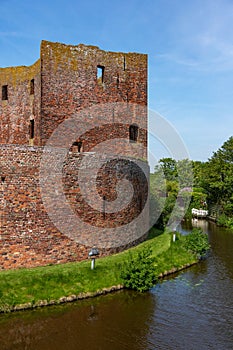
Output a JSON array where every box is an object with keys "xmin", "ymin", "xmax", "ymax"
[
  {"xmin": 97, "ymin": 65, "xmax": 105, "ymax": 83},
  {"xmin": 116, "ymin": 74, "xmax": 119, "ymax": 88},
  {"xmin": 2, "ymin": 85, "xmax": 8, "ymax": 100},
  {"xmin": 103, "ymin": 195, "xmax": 106, "ymax": 220},
  {"xmin": 129, "ymin": 124, "xmax": 139, "ymax": 142},
  {"xmin": 30, "ymin": 79, "xmax": 35, "ymax": 95},
  {"xmin": 72, "ymin": 141, "xmax": 83, "ymax": 152},
  {"xmin": 0, "ymin": 40, "xmax": 148, "ymax": 270},
  {"xmin": 29, "ymin": 119, "xmax": 35, "ymax": 139}
]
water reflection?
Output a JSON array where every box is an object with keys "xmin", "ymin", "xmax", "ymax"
[
  {"xmin": 152, "ymin": 219, "xmax": 233, "ymax": 350},
  {"xmin": 0, "ymin": 290, "xmax": 156, "ymax": 350},
  {"xmin": 1, "ymin": 221, "xmax": 233, "ymax": 350},
  {"xmin": 182, "ymin": 219, "xmax": 233, "ymax": 277},
  {"xmin": 149, "ymin": 264, "xmax": 233, "ymax": 350}
]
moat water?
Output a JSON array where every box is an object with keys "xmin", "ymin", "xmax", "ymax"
[{"xmin": 0, "ymin": 220, "xmax": 233, "ymax": 350}]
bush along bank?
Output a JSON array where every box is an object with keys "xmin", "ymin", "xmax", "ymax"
[{"xmin": 0, "ymin": 228, "xmax": 210, "ymax": 312}]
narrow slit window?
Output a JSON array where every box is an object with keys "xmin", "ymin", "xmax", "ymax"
[
  {"xmin": 29, "ymin": 119, "xmax": 35, "ymax": 139},
  {"xmin": 103, "ymin": 195, "xmax": 106, "ymax": 220},
  {"xmin": 116, "ymin": 74, "xmax": 119, "ymax": 88},
  {"xmin": 2, "ymin": 85, "xmax": 8, "ymax": 100},
  {"xmin": 97, "ymin": 65, "xmax": 105, "ymax": 83},
  {"xmin": 123, "ymin": 56, "xmax": 126, "ymax": 71},
  {"xmin": 129, "ymin": 124, "xmax": 139, "ymax": 142},
  {"xmin": 77, "ymin": 141, "xmax": 82, "ymax": 152},
  {"xmin": 30, "ymin": 79, "xmax": 34, "ymax": 95}
]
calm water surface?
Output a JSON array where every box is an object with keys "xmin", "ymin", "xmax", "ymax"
[{"xmin": 0, "ymin": 220, "xmax": 233, "ymax": 350}]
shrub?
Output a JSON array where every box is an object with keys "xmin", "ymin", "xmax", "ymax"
[
  {"xmin": 217, "ymin": 214, "xmax": 233, "ymax": 229},
  {"xmin": 120, "ymin": 246, "xmax": 157, "ymax": 292},
  {"xmin": 183, "ymin": 228, "xmax": 210, "ymax": 258},
  {"xmin": 217, "ymin": 214, "xmax": 229, "ymax": 227}
]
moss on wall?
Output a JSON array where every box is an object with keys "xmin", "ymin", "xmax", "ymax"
[{"xmin": 0, "ymin": 60, "xmax": 40, "ymax": 88}]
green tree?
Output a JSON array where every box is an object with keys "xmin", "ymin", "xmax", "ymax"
[
  {"xmin": 120, "ymin": 247, "xmax": 156, "ymax": 292},
  {"xmin": 151, "ymin": 137, "xmax": 233, "ymax": 227},
  {"xmin": 176, "ymin": 159, "xmax": 193, "ymax": 188},
  {"xmin": 152, "ymin": 158, "xmax": 193, "ymax": 228},
  {"xmin": 155, "ymin": 158, "xmax": 178, "ymax": 181},
  {"xmin": 191, "ymin": 188, "xmax": 207, "ymax": 209},
  {"xmin": 184, "ymin": 228, "xmax": 210, "ymax": 258},
  {"xmin": 192, "ymin": 161, "xmax": 206, "ymax": 188},
  {"xmin": 203, "ymin": 137, "xmax": 233, "ymax": 214}
]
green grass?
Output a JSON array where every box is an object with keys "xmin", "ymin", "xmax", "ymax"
[{"xmin": 0, "ymin": 229, "xmax": 197, "ymax": 311}]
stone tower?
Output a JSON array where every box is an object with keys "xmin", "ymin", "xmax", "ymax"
[{"xmin": 0, "ymin": 41, "xmax": 148, "ymax": 270}]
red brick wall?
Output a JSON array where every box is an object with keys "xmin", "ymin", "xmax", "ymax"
[
  {"xmin": 0, "ymin": 41, "xmax": 147, "ymax": 153},
  {"xmin": 0, "ymin": 145, "xmax": 149, "ymax": 269},
  {"xmin": 0, "ymin": 61, "xmax": 41, "ymax": 146},
  {"xmin": 40, "ymin": 41, "xmax": 147, "ymax": 153},
  {"xmin": 0, "ymin": 41, "xmax": 148, "ymax": 270}
]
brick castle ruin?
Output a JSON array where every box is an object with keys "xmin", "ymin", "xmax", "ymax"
[{"xmin": 0, "ymin": 40, "xmax": 148, "ymax": 269}]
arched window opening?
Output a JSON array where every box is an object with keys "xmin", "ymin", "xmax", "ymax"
[
  {"xmin": 72, "ymin": 141, "xmax": 83, "ymax": 152},
  {"xmin": 129, "ymin": 124, "xmax": 139, "ymax": 142}
]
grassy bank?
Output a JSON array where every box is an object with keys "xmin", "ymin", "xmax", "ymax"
[{"xmin": 0, "ymin": 229, "xmax": 197, "ymax": 312}]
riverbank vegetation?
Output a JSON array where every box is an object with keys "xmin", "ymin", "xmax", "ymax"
[
  {"xmin": 120, "ymin": 228, "xmax": 209, "ymax": 292},
  {"xmin": 151, "ymin": 136, "xmax": 233, "ymax": 229},
  {"xmin": 0, "ymin": 228, "xmax": 207, "ymax": 312}
]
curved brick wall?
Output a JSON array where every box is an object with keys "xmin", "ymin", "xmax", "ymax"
[
  {"xmin": 0, "ymin": 145, "xmax": 149, "ymax": 269},
  {"xmin": 0, "ymin": 41, "xmax": 148, "ymax": 270}
]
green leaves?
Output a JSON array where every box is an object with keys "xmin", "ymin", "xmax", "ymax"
[
  {"xmin": 155, "ymin": 157, "xmax": 178, "ymax": 182},
  {"xmin": 120, "ymin": 247, "xmax": 157, "ymax": 292},
  {"xmin": 152, "ymin": 158, "xmax": 193, "ymax": 227},
  {"xmin": 151, "ymin": 136, "xmax": 233, "ymax": 228},
  {"xmin": 183, "ymin": 228, "xmax": 210, "ymax": 258},
  {"xmin": 201, "ymin": 136, "xmax": 233, "ymax": 219}
]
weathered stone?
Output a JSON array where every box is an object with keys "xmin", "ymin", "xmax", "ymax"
[{"xmin": 0, "ymin": 40, "xmax": 148, "ymax": 270}]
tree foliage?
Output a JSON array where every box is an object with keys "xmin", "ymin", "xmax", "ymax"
[
  {"xmin": 151, "ymin": 136, "xmax": 233, "ymax": 228},
  {"xmin": 120, "ymin": 247, "xmax": 156, "ymax": 292},
  {"xmin": 152, "ymin": 158, "xmax": 193, "ymax": 227},
  {"xmin": 156, "ymin": 157, "xmax": 178, "ymax": 181},
  {"xmin": 183, "ymin": 228, "xmax": 210, "ymax": 258},
  {"xmin": 202, "ymin": 137, "xmax": 233, "ymax": 217}
]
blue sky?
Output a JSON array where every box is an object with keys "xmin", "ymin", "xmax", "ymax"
[{"xmin": 0, "ymin": 0, "xmax": 233, "ymax": 168}]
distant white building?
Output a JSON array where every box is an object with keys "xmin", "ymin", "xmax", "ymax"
[{"xmin": 191, "ymin": 208, "xmax": 208, "ymax": 218}]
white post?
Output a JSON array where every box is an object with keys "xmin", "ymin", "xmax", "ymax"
[{"xmin": 91, "ymin": 258, "xmax": 95, "ymax": 270}]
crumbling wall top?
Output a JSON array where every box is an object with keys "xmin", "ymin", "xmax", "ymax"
[
  {"xmin": 40, "ymin": 40, "xmax": 147, "ymax": 72},
  {"xmin": 0, "ymin": 59, "xmax": 40, "ymax": 86}
]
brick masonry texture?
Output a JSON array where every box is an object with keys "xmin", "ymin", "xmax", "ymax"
[{"xmin": 0, "ymin": 41, "xmax": 148, "ymax": 269}]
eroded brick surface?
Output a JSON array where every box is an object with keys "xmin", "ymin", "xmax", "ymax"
[{"xmin": 0, "ymin": 41, "xmax": 148, "ymax": 269}]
